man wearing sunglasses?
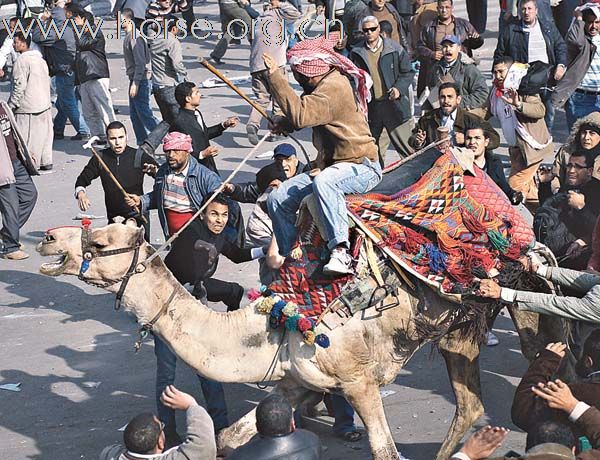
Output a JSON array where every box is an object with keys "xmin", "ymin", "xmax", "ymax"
[
  {"xmin": 100, "ymin": 385, "xmax": 216, "ymax": 460},
  {"xmin": 350, "ymin": 16, "xmax": 414, "ymax": 163}
]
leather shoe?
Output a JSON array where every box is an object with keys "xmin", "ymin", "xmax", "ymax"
[{"xmin": 1, "ymin": 249, "xmax": 29, "ymax": 260}]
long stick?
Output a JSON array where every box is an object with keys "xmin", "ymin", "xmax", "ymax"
[
  {"xmin": 83, "ymin": 138, "xmax": 147, "ymax": 224},
  {"xmin": 140, "ymin": 131, "xmax": 272, "ymax": 268},
  {"xmin": 199, "ymin": 58, "xmax": 313, "ymax": 165}
]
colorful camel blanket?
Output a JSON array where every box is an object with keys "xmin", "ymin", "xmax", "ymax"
[{"xmin": 267, "ymin": 151, "xmax": 535, "ymax": 318}]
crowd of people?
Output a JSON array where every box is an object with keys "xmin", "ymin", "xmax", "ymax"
[{"xmin": 4, "ymin": 0, "xmax": 600, "ymax": 458}]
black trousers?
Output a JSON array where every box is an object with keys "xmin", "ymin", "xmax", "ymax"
[
  {"xmin": 0, "ymin": 159, "xmax": 37, "ymax": 254},
  {"xmin": 152, "ymin": 86, "xmax": 179, "ymax": 125}
]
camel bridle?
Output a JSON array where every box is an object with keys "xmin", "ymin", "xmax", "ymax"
[{"xmin": 77, "ymin": 219, "xmax": 145, "ymax": 311}]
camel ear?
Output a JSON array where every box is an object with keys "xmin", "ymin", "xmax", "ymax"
[
  {"xmin": 89, "ymin": 228, "xmax": 111, "ymax": 247},
  {"xmin": 113, "ymin": 216, "xmax": 126, "ymax": 224},
  {"xmin": 125, "ymin": 218, "xmax": 138, "ymax": 228}
]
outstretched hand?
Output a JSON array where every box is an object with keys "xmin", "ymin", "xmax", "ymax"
[
  {"xmin": 478, "ymin": 279, "xmax": 502, "ymax": 299},
  {"xmin": 459, "ymin": 426, "xmax": 510, "ymax": 460},
  {"xmin": 263, "ymin": 53, "xmax": 278, "ymax": 75},
  {"xmin": 161, "ymin": 385, "xmax": 197, "ymax": 411}
]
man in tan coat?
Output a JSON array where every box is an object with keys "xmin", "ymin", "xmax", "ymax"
[
  {"xmin": 264, "ymin": 35, "xmax": 382, "ymax": 275},
  {"xmin": 475, "ymin": 56, "xmax": 553, "ymax": 210},
  {"xmin": 8, "ymin": 32, "xmax": 53, "ymax": 171}
]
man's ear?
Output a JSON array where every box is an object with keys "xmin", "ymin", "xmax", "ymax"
[
  {"xmin": 587, "ymin": 355, "xmax": 594, "ymax": 370},
  {"xmin": 157, "ymin": 432, "xmax": 165, "ymax": 452}
]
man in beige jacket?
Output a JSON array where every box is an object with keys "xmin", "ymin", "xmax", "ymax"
[{"xmin": 8, "ymin": 32, "xmax": 53, "ymax": 171}]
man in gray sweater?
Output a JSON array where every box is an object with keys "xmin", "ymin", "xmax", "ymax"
[
  {"xmin": 148, "ymin": 15, "xmax": 187, "ymax": 125},
  {"xmin": 99, "ymin": 385, "xmax": 217, "ymax": 460},
  {"xmin": 8, "ymin": 32, "xmax": 53, "ymax": 171}
]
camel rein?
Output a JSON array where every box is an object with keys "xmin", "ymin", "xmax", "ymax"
[{"xmin": 77, "ymin": 218, "xmax": 145, "ymax": 311}]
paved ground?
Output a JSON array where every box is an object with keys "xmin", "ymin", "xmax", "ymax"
[{"xmin": 0, "ymin": 1, "xmax": 572, "ymax": 459}]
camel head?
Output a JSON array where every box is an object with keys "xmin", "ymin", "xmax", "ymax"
[{"xmin": 38, "ymin": 219, "xmax": 146, "ymax": 285}]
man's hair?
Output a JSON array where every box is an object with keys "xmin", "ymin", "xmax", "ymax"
[
  {"xmin": 255, "ymin": 394, "xmax": 293, "ymax": 437},
  {"xmin": 175, "ymin": 81, "xmax": 196, "ymax": 108},
  {"xmin": 526, "ymin": 421, "xmax": 575, "ymax": 451},
  {"xmin": 439, "ymin": 81, "xmax": 460, "ymax": 96},
  {"xmin": 493, "ymin": 55, "xmax": 515, "ymax": 69},
  {"xmin": 106, "ymin": 121, "xmax": 126, "ymax": 134},
  {"xmin": 123, "ymin": 413, "xmax": 162, "ymax": 454},
  {"xmin": 121, "ymin": 8, "xmax": 135, "ymax": 19},
  {"xmin": 379, "ymin": 20, "xmax": 393, "ymax": 37},
  {"xmin": 201, "ymin": 194, "xmax": 229, "ymax": 212},
  {"xmin": 13, "ymin": 31, "xmax": 31, "ymax": 47},
  {"xmin": 520, "ymin": 0, "xmax": 537, "ymax": 7},
  {"xmin": 359, "ymin": 15, "xmax": 378, "ymax": 29},
  {"xmin": 437, "ymin": 0, "xmax": 453, "ymax": 5},
  {"xmin": 65, "ymin": 3, "xmax": 86, "ymax": 16},
  {"xmin": 464, "ymin": 118, "xmax": 489, "ymax": 139},
  {"xmin": 164, "ymin": 14, "xmax": 179, "ymax": 31},
  {"xmin": 582, "ymin": 329, "xmax": 600, "ymax": 369},
  {"xmin": 570, "ymin": 149, "xmax": 595, "ymax": 168}
]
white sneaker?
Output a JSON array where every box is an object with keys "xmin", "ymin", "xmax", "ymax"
[
  {"xmin": 485, "ymin": 331, "xmax": 499, "ymax": 347},
  {"xmin": 323, "ymin": 248, "xmax": 353, "ymax": 276}
]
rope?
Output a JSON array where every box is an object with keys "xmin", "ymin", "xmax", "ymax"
[
  {"xmin": 256, "ymin": 329, "xmax": 287, "ymax": 390},
  {"xmin": 140, "ymin": 132, "xmax": 271, "ymax": 268}
]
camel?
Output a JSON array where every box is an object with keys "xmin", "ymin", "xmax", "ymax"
[{"xmin": 37, "ymin": 218, "xmax": 567, "ymax": 459}]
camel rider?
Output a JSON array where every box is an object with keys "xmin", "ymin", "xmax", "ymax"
[
  {"xmin": 192, "ymin": 194, "xmax": 268, "ymax": 311},
  {"xmin": 478, "ymin": 261, "xmax": 600, "ymax": 324},
  {"xmin": 74, "ymin": 121, "xmax": 157, "ymax": 241},
  {"xmin": 125, "ymin": 132, "xmax": 243, "ymax": 445},
  {"xmin": 263, "ymin": 35, "xmax": 382, "ymax": 276}
]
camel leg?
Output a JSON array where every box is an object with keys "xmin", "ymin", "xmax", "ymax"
[
  {"xmin": 217, "ymin": 380, "xmax": 310, "ymax": 453},
  {"xmin": 436, "ymin": 332, "xmax": 484, "ymax": 460},
  {"xmin": 343, "ymin": 384, "xmax": 399, "ymax": 460}
]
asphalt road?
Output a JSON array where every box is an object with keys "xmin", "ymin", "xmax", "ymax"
[{"xmin": 0, "ymin": 1, "xmax": 572, "ymax": 459}]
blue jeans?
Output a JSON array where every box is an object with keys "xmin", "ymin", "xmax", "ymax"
[
  {"xmin": 293, "ymin": 393, "xmax": 356, "ymax": 434},
  {"xmin": 129, "ymin": 79, "xmax": 159, "ymax": 145},
  {"xmin": 53, "ymin": 72, "xmax": 89, "ymax": 136},
  {"xmin": 541, "ymin": 88, "xmax": 555, "ymax": 132},
  {"xmin": 154, "ymin": 335, "xmax": 229, "ymax": 432},
  {"xmin": 267, "ymin": 159, "xmax": 382, "ymax": 255},
  {"xmin": 566, "ymin": 91, "xmax": 600, "ymax": 132}
]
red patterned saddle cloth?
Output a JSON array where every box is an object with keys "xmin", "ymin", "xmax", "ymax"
[{"xmin": 267, "ymin": 151, "xmax": 535, "ymax": 317}]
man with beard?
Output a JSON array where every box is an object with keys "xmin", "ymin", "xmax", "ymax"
[
  {"xmin": 409, "ymin": 82, "xmax": 499, "ymax": 150},
  {"xmin": 477, "ymin": 56, "xmax": 553, "ymax": 210}
]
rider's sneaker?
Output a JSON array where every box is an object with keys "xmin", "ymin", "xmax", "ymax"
[{"xmin": 323, "ymin": 248, "xmax": 352, "ymax": 276}]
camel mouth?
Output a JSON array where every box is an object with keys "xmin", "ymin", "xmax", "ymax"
[{"xmin": 40, "ymin": 253, "xmax": 69, "ymax": 276}]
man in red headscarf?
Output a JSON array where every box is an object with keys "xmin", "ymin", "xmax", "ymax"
[
  {"xmin": 263, "ymin": 35, "xmax": 382, "ymax": 276},
  {"xmin": 126, "ymin": 131, "xmax": 246, "ymax": 444}
]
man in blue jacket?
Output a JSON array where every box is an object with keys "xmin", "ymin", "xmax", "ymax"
[{"xmin": 126, "ymin": 132, "xmax": 245, "ymax": 446}]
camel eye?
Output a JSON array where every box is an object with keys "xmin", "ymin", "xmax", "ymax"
[{"xmin": 92, "ymin": 242, "xmax": 108, "ymax": 249}]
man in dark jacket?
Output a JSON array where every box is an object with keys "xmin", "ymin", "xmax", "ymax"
[
  {"xmin": 74, "ymin": 122, "xmax": 157, "ymax": 238},
  {"xmin": 493, "ymin": 0, "xmax": 567, "ymax": 129},
  {"xmin": 192, "ymin": 194, "xmax": 266, "ymax": 311},
  {"xmin": 425, "ymin": 34, "xmax": 488, "ymax": 112},
  {"xmin": 350, "ymin": 16, "xmax": 414, "ymax": 163},
  {"xmin": 464, "ymin": 122, "xmax": 521, "ymax": 204},
  {"xmin": 415, "ymin": 0, "xmax": 483, "ymax": 96},
  {"xmin": 229, "ymin": 394, "xmax": 323, "ymax": 460},
  {"xmin": 552, "ymin": 6, "xmax": 600, "ymax": 131},
  {"xmin": 33, "ymin": 3, "xmax": 90, "ymax": 141},
  {"xmin": 170, "ymin": 81, "xmax": 238, "ymax": 174},
  {"xmin": 224, "ymin": 142, "xmax": 305, "ymax": 204},
  {"xmin": 409, "ymin": 82, "xmax": 499, "ymax": 150},
  {"xmin": 535, "ymin": 149, "xmax": 600, "ymax": 269},
  {"xmin": 72, "ymin": 8, "xmax": 116, "ymax": 145}
]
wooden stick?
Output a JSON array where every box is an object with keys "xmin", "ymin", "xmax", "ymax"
[
  {"xmin": 140, "ymin": 131, "xmax": 272, "ymax": 268},
  {"xmin": 83, "ymin": 139, "xmax": 147, "ymax": 224},
  {"xmin": 199, "ymin": 58, "xmax": 313, "ymax": 165},
  {"xmin": 200, "ymin": 58, "xmax": 271, "ymax": 121}
]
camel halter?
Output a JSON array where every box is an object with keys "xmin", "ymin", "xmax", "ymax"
[{"xmin": 77, "ymin": 218, "xmax": 144, "ymax": 311}]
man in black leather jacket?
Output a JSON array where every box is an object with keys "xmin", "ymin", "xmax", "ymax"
[{"xmin": 229, "ymin": 394, "xmax": 323, "ymax": 460}]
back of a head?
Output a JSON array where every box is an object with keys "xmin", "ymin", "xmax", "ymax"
[
  {"xmin": 123, "ymin": 413, "xmax": 161, "ymax": 455},
  {"xmin": 526, "ymin": 421, "xmax": 575, "ymax": 452},
  {"xmin": 256, "ymin": 394, "xmax": 293, "ymax": 437}
]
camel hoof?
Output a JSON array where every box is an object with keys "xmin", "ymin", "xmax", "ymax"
[{"xmin": 372, "ymin": 442, "xmax": 402, "ymax": 460}]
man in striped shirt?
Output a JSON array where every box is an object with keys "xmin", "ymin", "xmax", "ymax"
[{"xmin": 126, "ymin": 132, "xmax": 247, "ymax": 446}]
